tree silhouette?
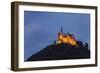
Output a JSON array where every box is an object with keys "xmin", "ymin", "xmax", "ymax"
[
  {"xmin": 85, "ymin": 42, "xmax": 88, "ymax": 49},
  {"xmin": 53, "ymin": 40, "xmax": 56, "ymax": 44},
  {"xmin": 77, "ymin": 41, "xmax": 83, "ymax": 48}
]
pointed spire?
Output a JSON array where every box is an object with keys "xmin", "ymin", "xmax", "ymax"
[{"xmin": 61, "ymin": 24, "xmax": 63, "ymax": 34}]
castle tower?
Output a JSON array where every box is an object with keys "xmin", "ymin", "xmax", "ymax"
[
  {"xmin": 57, "ymin": 25, "xmax": 63, "ymax": 44},
  {"xmin": 61, "ymin": 25, "xmax": 63, "ymax": 34}
]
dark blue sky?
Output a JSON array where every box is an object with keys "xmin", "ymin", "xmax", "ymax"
[{"xmin": 24, "ymin": 11, "xmax": 90, "ymax": 61}]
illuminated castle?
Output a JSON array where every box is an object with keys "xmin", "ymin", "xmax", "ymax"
[{"xmin": 57, "ymin": 26, "xmax": 77, "ymax": 46}]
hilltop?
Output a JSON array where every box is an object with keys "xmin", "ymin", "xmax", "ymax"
[{"xmin": 27, "ymin": 43, "xmax": 90, "ymax": 61}]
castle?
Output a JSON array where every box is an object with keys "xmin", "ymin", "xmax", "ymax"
[{"xmin": 57, "ymin": 26, "xmax": 77, "ymax": 46}]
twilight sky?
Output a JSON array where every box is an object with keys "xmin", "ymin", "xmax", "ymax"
[{"xmin": 24, "ymin": 11, "xmax": 90, "ymax": 61}]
